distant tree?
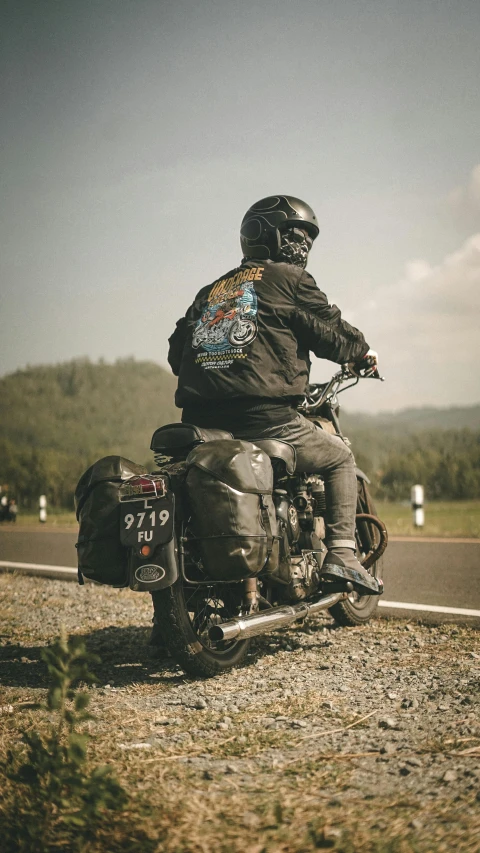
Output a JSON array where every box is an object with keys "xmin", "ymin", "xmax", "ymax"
[
  {"xmin": 375, "ymin": 429, "xmax": 480, "ymax": 501},
  {"xmin": 1, "ymin": 360, "xmax": 480, "ymax": 506},
  {"xmin": 0, "ymin": 358, "xmax": 178, "ymax": 507}
]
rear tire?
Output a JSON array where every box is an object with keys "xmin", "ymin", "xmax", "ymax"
[
  {"xmin": 152, "ymin": 578, "xmax": 250, "ymax": 678},
  {"xmin": 329, "ymin": 480, "xmax": 385, "ymax": 627}
]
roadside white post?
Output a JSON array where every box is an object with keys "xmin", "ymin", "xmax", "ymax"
[
  {"xmin": 411, "ymin": 485, "xmax": 424, "ymax": 528},
  {"xmin": 39, "ymin": 495, "xmax": 47, "ymax": 524}
]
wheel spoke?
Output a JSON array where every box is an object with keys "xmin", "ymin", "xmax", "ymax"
[{"xmin": 181, "ymin": 580, "xmax": 242, "ymax": 653}]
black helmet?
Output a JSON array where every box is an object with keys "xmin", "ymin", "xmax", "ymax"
[{"xmin": 240, "ymin": 195, "xmax": 319, "ymax": 262}]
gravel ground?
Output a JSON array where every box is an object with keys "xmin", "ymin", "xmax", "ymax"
[{"xmin": 1, "ymin": 572, "xmax": 479, "ymax": 852}]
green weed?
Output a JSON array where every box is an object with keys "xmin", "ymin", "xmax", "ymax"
[{"xmin": 0, "ymin": 629, "xmax": 137, "ymax": 852}]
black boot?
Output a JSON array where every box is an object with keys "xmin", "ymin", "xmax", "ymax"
[{"xmin": 321, "ymin": 548, "xmax": 383, "ymax": 596}]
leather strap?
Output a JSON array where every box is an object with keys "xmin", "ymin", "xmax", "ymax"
[{"xmin": 259, "ymin": 495, "xmax": 274, "ymax": 555}]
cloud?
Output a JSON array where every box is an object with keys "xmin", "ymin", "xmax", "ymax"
[
  {"xmin": 404, "ymin": 260, "xmax": 432, "ymax": 283},
  {"xmin": 356, "ymin": 232, "xmax": 480, "ymax": 409},
  {"xmin": 384, "ymin": 233, "xmax": 480, "ymax": 355}
]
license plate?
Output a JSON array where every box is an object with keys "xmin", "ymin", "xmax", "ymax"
[{"xmin": 120, "ymin": 495, "xmax": 174, "ymax": 550}]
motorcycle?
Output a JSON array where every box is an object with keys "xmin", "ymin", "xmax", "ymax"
[
  {"xmin": 192, "ymin": 311, "xmax": 256, "ymax": 349},
  {"xmin": 116, "ymin": 363, "xmax": 388, "ymax": 678}
]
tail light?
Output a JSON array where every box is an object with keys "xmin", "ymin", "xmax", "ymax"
[{"xmin": 119, "ymin": 475, "xmax": 167, "ymax": 502}]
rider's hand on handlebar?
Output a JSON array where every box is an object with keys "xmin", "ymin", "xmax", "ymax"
[{"xmin": 348, "ymin": 349, "xmax": 380, "ymax": 378}]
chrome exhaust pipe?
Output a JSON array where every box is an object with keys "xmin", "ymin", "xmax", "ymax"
[{"xmin": 208, "ymin": 591, "xmax": 347, "ymax": 642}]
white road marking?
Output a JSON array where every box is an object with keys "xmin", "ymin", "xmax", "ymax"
[
  {"xmin": 1, "ymin": 562, "xmax": 480, "ymax": 618},
  {"xmin": 379, "ymin": 600, "xmax": 480, "ymax": 617},
  {"xmin": 389, "ymin": 536, "xmax": 480, "ymax": 544}
]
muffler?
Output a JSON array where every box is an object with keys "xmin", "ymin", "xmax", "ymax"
[{"xmin": 208, "ymin": 591, "xmax": 347, "ymax": 642}]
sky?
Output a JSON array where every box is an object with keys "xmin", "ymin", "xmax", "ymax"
[{"xmin": 1, "ymin": 0, "xmax": 480, "ymax": 412}]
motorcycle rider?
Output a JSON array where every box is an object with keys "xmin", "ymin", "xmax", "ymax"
[{"xmin": 167, "ymin": 195, "xmax": 381, "ymax": 596}]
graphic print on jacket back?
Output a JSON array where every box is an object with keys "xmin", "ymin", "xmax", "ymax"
[{"xmin": 192, "ymin": 266, "xmax": 263, "ymax": 370}]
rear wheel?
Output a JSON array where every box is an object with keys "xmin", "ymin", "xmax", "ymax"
[
  {"xmin": 328, "ymin": 480, "xmax": 385, "ymax": 627},
  {"xmin": 152, "ymin": 576, "xmax": 250, "ymax": 678}
]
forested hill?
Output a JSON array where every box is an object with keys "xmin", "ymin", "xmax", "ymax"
[
  {"xmin": 2, "ymin": 358, "xmax": 479, "ymax": 454},
  {"xmin": 341, "ymin": 405, "xmax": 480, "ymax": 475},
  {"xmin": 0, "ymin": 358, "xmax": 479, "ymax": 506},
  {"xmin": 0, "ymin": 358, "xmax": 178, "ymax": 461},
  {"xmin": 341, "ymin": 405, "xmax": 480, "ymax": 434}
]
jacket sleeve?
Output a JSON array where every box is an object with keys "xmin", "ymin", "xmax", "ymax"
[
  {"xmin": 291, "ymin": 270, "xmax": 370, "ymax": 363},
  {"xmin": 168, "ymin": 317, "xmax": 188, "ymax": 376},
  {"xmin": 168, "ymin": 285, "xmax": 212, "ymax": 375}
]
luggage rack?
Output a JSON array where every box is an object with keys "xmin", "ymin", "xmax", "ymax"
[{"xmin": 178, "ymin": 529, "xmax": 244, "ymax": 586}]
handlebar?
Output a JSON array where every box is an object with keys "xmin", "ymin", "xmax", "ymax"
[
  {"xmin": 350, "ymin": 355, "xmax": 383, "ymax": 380},
  {"xmin": 300, "ymin": 363, "xmax": 385, "ymax": 414}
]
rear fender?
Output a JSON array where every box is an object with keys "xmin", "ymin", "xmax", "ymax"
[
  {"xmin": 355, "ymin": 466, "xmax": 371, "ymax": 484},
  {"xmin": 129, "ymin": 536, "xmax": 179, "ymax": 592}
]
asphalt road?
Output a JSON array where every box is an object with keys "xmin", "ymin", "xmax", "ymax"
[
  {"xmin": 1, "ymin": 526, "xmax": 479, "ymax": 623},
  {"xmin": 0, "ymin": 526, "xmax": 78, "ymax": 567}
]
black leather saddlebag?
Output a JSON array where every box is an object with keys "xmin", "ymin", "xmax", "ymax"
[
  {"xmin": 75, "ymin": 456, "xmax": 147, "ymax": 585},
  {"xmin": 185, "ymin": 440, "xmax": 279, "ymax": 580}
]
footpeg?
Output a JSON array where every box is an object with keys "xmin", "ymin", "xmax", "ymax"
[{"xmin": 321, "ymin": 560, "xmax": 383, "ymax": 596}]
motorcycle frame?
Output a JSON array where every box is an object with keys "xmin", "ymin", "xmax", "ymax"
[
  {"xmin": 126, "ymin": 365, "xmax": 385, "ymax": 593},
  {"xmin": 178, "ymin": 525, "xmax": 244, "ymax": 586}
]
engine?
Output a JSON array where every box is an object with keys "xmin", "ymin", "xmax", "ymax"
[{"xmin": 270, "ymin": 475, "xmax": 327, "ymax": 601}]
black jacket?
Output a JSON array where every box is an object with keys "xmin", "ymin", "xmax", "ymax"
[{"xmin": 168, "ymin": 259, "xmax": 369, "ymax": 408}]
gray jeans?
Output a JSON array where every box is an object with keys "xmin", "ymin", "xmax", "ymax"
[{"xmin": 232, "ymin": 414, "xmax": 357, "ymax": 549}]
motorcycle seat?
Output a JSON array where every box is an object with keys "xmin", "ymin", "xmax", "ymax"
[
  {"xmin": 150, "ymin": 423, "xmax": 233, "ymax": 456},
  {"xmin": 251, "ymin": 439, "xmax": 296, "ymax": 475}
]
